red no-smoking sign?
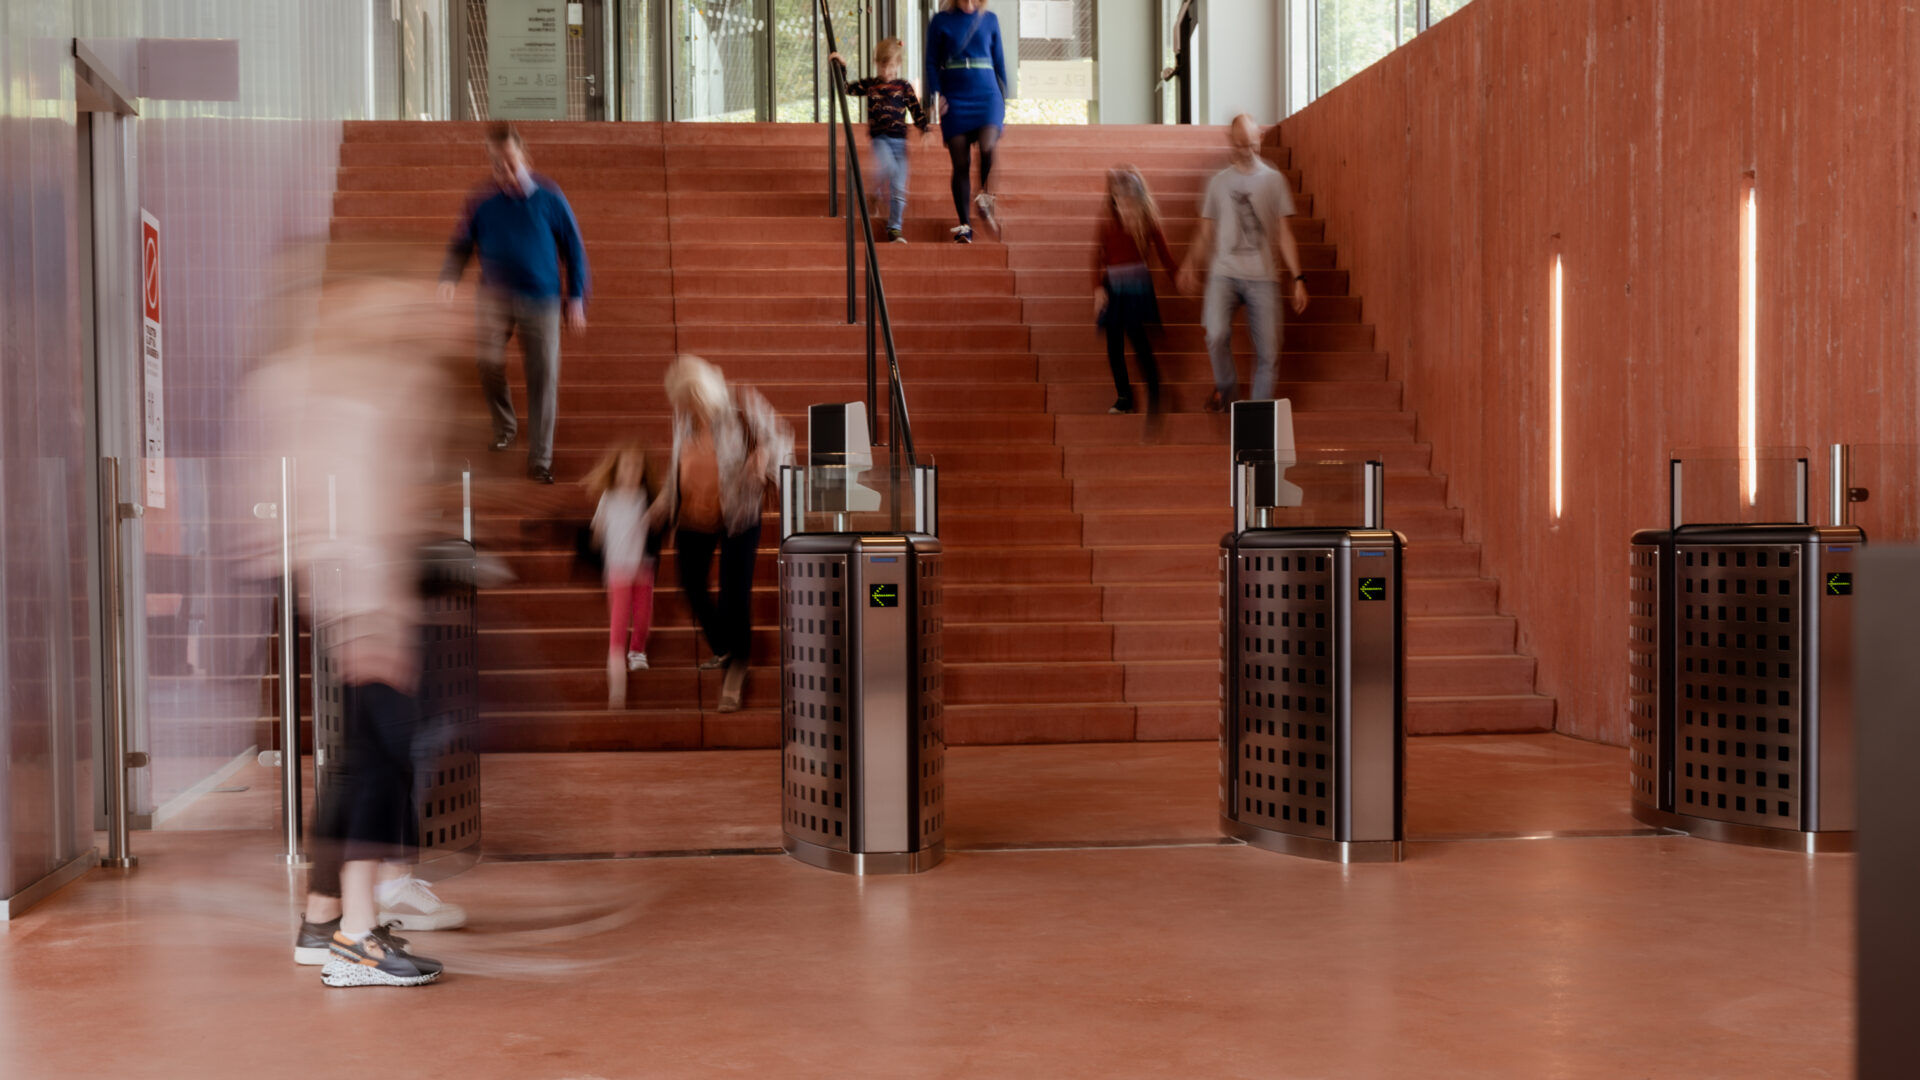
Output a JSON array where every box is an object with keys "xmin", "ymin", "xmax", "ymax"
[{"xmin": 142, "ymin": 218, "xmax": 161, "ymax": 322}]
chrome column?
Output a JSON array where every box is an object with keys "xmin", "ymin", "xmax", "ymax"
[
  {"xmin": 97, "ymin": 457, "xmax": 143, "ymax": 870},
  {"xmin": 275, "ymin": 457, "xmax": 305, "ymax": 866}
]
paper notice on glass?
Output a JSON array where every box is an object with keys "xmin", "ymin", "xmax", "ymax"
[
  {"xmin": 1020, "ymin": 1, "xmax": 1049, "ymax": 35},
  {"xmin": 140, "ymin": 209, "xmax": 165, "ymax": 509},
  {"xmin": 487, "ymin": 0, "xmax": 566, "ymax": 120},
  {"xmin": 1017, "ymin": 59, "xmax": 1093, "ymax": 100},
  {"xmin": 1046, "ymin": 0, "xmax": 1078, "ymax": 40}
]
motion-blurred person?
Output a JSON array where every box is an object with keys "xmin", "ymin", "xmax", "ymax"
[
  {"xmin": 245, "ymin": 268, "xmax": 465, "ymax": 988},
  {"xmin": 583, "ymin": 442, "xmax": 659, "ymax": 709},
  {"xmin": 1158, "ymin": 0, "xmax": 1199, "ymax": 124},
  {"xmin": 652, "ymin": 356, "xmax": 792, "ymax": 713},
  {"xmin": 440, "ymin": 121, "xmax": 591, "ymax": 485},
  {"xmin": 830, "ymin": 38, "xmax": 931, "ymax": 244},
  {"xmin": 1095, "ymin": 167, "xmax": 1177, "ymax": 420},
  {"xmin": 925, "ymin": 0, "xmax": 1008, "ymax": 242},
  {"xmin": 1177, "ymin": 115, "xmax": 1311, "ymax": 412}
]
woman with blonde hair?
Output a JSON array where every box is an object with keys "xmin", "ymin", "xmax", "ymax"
[
  {"xmin": 652, "ymin": 355, "xmax": 792, "ymax": 712},
  {"xmin": 1094, "ymin": 166, "xmax": 1177, "ymax": 417},
  {"xmin": 925, "ymin": 0, "xmax": 1008, "ymax": 242}
]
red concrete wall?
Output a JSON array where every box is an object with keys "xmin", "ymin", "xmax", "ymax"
[{"xmin": 1280, "ymin": 0, "xmax": 1920, "ymax": 743}]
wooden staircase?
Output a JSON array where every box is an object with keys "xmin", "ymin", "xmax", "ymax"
[{"xmin": 327, "ymin": 120, "xmax": 1553, "ymax": 750}]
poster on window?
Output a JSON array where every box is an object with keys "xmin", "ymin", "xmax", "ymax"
[
  {"xmin": 487, "ymin": 0, "xmax": 566, "ymax": 120},
  {"xmin": 140, "ymin": 209, "xmax": 165, "ymax": 509}
]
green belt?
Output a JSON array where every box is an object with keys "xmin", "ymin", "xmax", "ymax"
[{"xmin": 942, "ymin": 58, "xmax": 993, "ymax": 70}]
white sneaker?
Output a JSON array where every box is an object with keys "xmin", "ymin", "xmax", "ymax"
[
  {"xmin": 974, "ymin": 192, "xmax": 1001, "ymax": 237},
  {"xmin": 376, "ymin": 875, "xmax": 467, "ymax": 931},
  {"xmin": 627, "ymin": 651, "xmax": 649, "ymax": 671}
]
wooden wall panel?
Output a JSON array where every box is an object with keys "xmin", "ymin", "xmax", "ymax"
[{"xmin": 1281, "ymin": 0, "xmax": 1920, "ymax": 744}]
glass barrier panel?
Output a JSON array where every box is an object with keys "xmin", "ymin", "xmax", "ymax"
[
  {"xmin": 788, "ymin": 453, "xmax": 932, "ymax": 534},
  {"xmin": 141, "ymin": 456, "xmax": 282, "ymax": 831},
  {"xmin": 1670, "ymin": 447, "xmax": 1809, "ymax": 528},
  {"xmin": 1236, "ymin": 452, "xmax": 1380, "ymax": 530}
]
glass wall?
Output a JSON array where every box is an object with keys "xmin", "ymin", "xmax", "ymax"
[{"xmin": 1297, "ymin": 0, "xmax": 1477, "ymax": 111}]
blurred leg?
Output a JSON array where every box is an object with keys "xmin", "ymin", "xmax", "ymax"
[
  {"xmin": 717, "ymin": 524, "xmax": 762, "ymax": 662},
  {"xmin": 946, "ymin": 132, "xmax": 972, "ymax": 225},
  {"xmin": 675, "ymin": 529, "xmax": 725, "ymax": 657},
  {"xmin": 1244, "ymin": 278, "xmax": 1281, "ymax": 400},
  {"xmin": 1105, "ymin": 318, "xmax": 1133, "ymax": 405},
  {"xmin": 629, "ymin": 564, "xmax": 656, "ymax": 653},
  {"xmin": 1129, "ymin": 320, "xmax": 1162, "ymax": 414},
  {"xmin": 476, "ymin": 292, "xmax": 517, "ymax": 441},
  {"xmin": 520, "ymin": 296, "xmax": 562, "ymax": 472},
  {"xmin": 976, "ymin": 126, "xmax": 998, "ymax": 192},
  {"xmin": 1203, "ymin": 274, "xmax": 1239, "ymax": 397}
]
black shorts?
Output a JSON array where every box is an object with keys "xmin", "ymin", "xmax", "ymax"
[{"xmin": 307, "ymin": 681, "xmax": 421, "ymax": 897}]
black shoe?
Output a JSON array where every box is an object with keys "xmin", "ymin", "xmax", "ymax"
[
  {"xmin": 528, "ymin": 465, "xmax": 554, "ymax": 485},
  {"xmin": 886, "ymin": 228, "xmax": 906, "ymax": 244},
  {"xmin": 490, "ymin": 434, "xmax": 513, "ymax": 452},
  {"xmin": 1204, "ymin": 390, "xmax": 1228, "ymax": 414},
  {"xmin": 321, "ymin": 929, "xmax": 443, "ymax": 987},
  {"xmin": 951, "ymin": 225, "xmax": 973, "ymax": 244},
  {"xmin": 1108, "ymin": 399, "xmax": 1135, "ymax": 415},
  {"xmin": 698, "ymin": 652, "xmax": 732, "ymax": 671},
  {"xmin": 295, "ymin": 917, "xmax": 339, "ymax": 966}
]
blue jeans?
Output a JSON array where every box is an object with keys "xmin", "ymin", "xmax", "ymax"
[
  {"xmin": 870, "ymin": 135, "xmax": 909, "ymax": 232},
  {"xmin": 1204, "ymin": 274, "xmax": 1281, "ymax": 400}
]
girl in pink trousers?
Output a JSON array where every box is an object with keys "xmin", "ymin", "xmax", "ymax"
[{"xmin": 584, "ymin": 442, "xmax": 657, "ymax": 708}]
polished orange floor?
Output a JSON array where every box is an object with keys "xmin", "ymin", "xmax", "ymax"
[{"xmin": 2, "ymin": 736, "xmax": 1851, "ymax": 1078}]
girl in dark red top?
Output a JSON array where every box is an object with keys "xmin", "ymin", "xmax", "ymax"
[{"xmin": 1094, "ymin": 168, "xmax": 1177, "ymax": 416}]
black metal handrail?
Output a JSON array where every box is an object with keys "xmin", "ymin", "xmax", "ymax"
[{"xmin": 818, "ymin": 0, "xmax": 919, "ymax": 480}]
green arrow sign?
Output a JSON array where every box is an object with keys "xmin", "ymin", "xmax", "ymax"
[
  {"xmin": 1358, "ymin": 577, "xmax": 1386, "ymax": 602},
  {"xmin": 1825, "ymin": 572, "xmax": 1852, "ymax": 596},
  {"xmin": 869, "ymin": 583, "xmax": 899, "ymax": 608}
]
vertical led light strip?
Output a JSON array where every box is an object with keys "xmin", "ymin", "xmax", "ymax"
[
  {"xmin": 1739, "ymin": 181, "xmax": 1759, "ymax": 503},
  {"xmin": 1550, "ymin": 255, "xmax": 1564, "ymax": 518}
]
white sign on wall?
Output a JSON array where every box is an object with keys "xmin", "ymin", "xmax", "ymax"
[
  {"xmin": 1018, "ymin": 59, "xmax": 1094, "ymax": 101},
  {"xmin": 487, "ymin": 0, "xmax": 566, "ymax": 120},
  {"xmin": 139, "ymin": 209, "xmax": 165, "ymax": 509}
]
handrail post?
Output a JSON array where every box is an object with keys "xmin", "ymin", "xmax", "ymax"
[
  {"xmin": 276, "ymin": 456, "xmax": 305, "ymax": 866},
  {"xmin": 829, "ymin": 95, "xmax": 838, "ymax": 216},
  {"xmin": 98, "ymin": 456, "xmax": 140, "ymax": 870}
]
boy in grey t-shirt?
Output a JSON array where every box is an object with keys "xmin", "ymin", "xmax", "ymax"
[{"xmin": 1178, "ymin": 115, "xmax": 1310, "ymax": 410}]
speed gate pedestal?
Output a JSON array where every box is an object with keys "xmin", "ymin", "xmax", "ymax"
[
  {"xmin": 777, "ymin": 403, "xmax": 945, "ymax": 875},
  {"xmin": 311, "ymin": 538, "xmax": 482, "ymax": 878},
  {"xmin": 1218, "ymin": 401, "xmax": 1405, "ymax": 863},
  {"xmin": 1629, "ymin": 451, "xmax": 1861, "ymax": 852}
]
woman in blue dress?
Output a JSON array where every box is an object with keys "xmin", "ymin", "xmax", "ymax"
[{"xmin": 923, "ymin": 0, "xmax": 1008, "ymax": 243}]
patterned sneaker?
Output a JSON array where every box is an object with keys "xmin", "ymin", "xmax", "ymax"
[
  {"xmin": 376, "ymin": 874, "xmax": 467, "ymax": 931},
  {"xmin": 321, "ymin": 930, "xmax": 443, "ymax": 987},
  {"xmin": 950, "ymin": 225, "xmax": 973, "ymax": 244},
  {"xmin": 698, "ymin": 652, "xmax": 731, "ymax": 671},
  {"xmin": 974, "ymin": 192, "xmax": 1001, "ymax": 238},
  {"xmin": 1108, "ymin": 399, "xmax": 1135, "ymax": 415},
  {"xmin": 294, "ymin": 917, "xmax": 340, "ymax": 966},
  {"xmin": 627, "ymin": 650, "xmax": 649, "ymax": 671}
]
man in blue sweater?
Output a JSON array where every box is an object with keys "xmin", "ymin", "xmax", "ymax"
[{"xmin": 440, "ymin": 123, "xmax": 590, "ymax": 484}]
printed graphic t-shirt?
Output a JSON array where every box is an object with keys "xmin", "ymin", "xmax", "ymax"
[{"xmin": 1201, "ymin": 160, "xmax": 1297, "ymax": 282}]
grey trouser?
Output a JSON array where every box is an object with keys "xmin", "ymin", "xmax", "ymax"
[
  {"xmin": 477, "ymin": 291, "xmax": 562, "ymax": 470},
  {"xmin": 1204, "ymin": 274, "xmax": 1281, "ymax": 401}
]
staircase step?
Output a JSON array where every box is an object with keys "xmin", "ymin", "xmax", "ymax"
[
  {"xmin": 1406, "ymin": 695, "xmax": 1556, "ymax": 735},
  {"xmin": 945, "ymin": 703, "xmax": 1137, "ymax": 745}
]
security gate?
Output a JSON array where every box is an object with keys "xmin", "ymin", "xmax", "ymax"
[
  {"xmin": 1629, "ymin": 453, "xmax": 1860, "ymax": 852},
  {"xmin": 1218, "ymin": 401, "xmax": 1404, "ymax": 863},
  {"xmin": 777, "ymin": 403, "xmax": 943, "ymax": 875}
]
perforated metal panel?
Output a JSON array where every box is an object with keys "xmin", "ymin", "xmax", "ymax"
[
  {"xmin": 309, "ymin": 546, "xmax": 482, "ymax": 867},
  {"xmin": 780, "ymin": 552, "xmax": 850, "ymax": 850},
  {"xmin": 417, "ymin": 553, "xmax": 481, "ymax": 858},
  {"xmin": 1674, "ymin": 543, "xmax": 1804, "ymax": 828},
  {"xmin": 914, "ymin": 552, "xmax": 945, "ymax": 849},
  {"xmin": 1231, "ymin": 547, "xmax": 1337, "ymax": 839},
  {"xmin": 1627, "ymin": 543, "xmax": 1664, "ymax": 813}
]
